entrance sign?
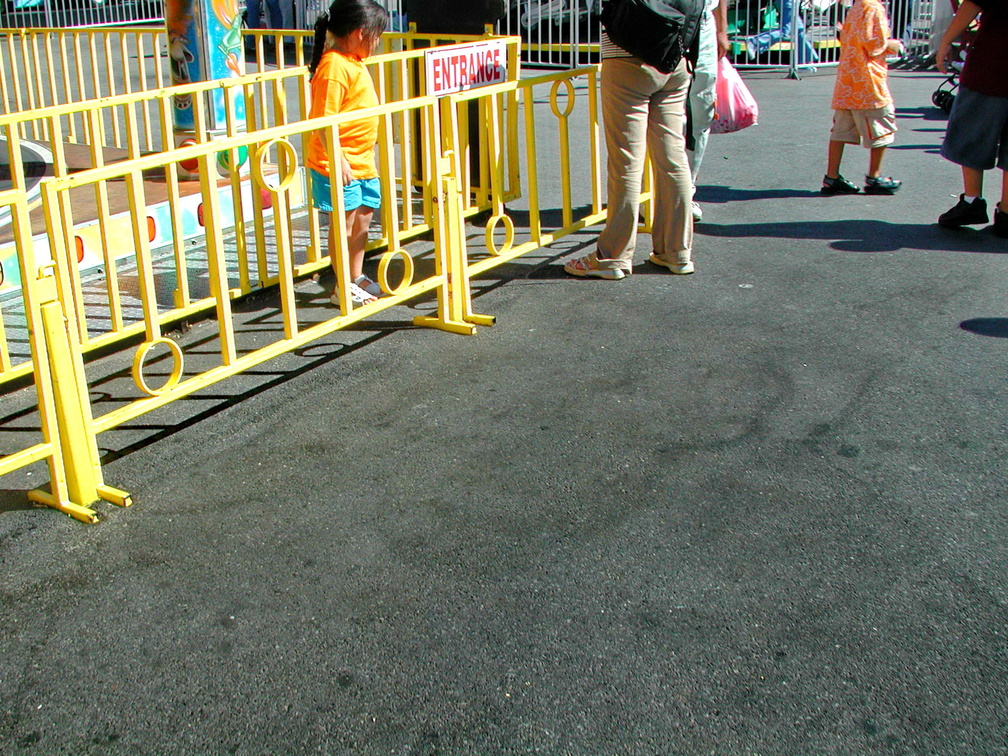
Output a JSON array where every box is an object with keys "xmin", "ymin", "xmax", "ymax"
[{"xmin": 424, "ymin": 39, "xmax": 508, "ymax": 98}]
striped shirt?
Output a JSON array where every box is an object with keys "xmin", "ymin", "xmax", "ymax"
[{"xmin": 600, "ymin": 30, "xmax": 632, "ymax": 58}]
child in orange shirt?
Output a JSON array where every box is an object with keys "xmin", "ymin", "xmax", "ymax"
[
  {"xmin": 306, "ymin": 0, "xmax": 389, "ymax": 306},
  {"xmin": 821, "ymin": 0, "xmax": 904, "ymax": 196}
]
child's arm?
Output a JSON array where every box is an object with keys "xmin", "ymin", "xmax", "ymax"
[
  {"xmin": 937, "ymin": 0, "xmax": 981, "ymax": 73},
  {"xmin": 885, "ymin": 37, "xmax": 904, "ymax": 57},
  {"xmin": 339, "ymin": 152, "xmax": 354, "ymax": 186},
  {"xmin": 312, "ymin": 70, "xmax": 356, "ymax": 186},
  {"xmin": 312, "ymin": 124, "xmax": 355, "ymax": 185},
  {"xmin": 312, "ymin": 128, "xmax": 354, "ymax": 185}
]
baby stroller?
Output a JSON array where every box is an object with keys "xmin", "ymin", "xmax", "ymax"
[{"xmin": 931, "ymin": 0, "xmax": 977, "ymax": 114}]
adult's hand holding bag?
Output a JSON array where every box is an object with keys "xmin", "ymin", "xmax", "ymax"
[{"xmin": 710, "ymin": 58, "xmax": 759, "ymax": 134}]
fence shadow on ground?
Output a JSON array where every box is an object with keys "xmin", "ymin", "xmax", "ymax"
[{"xmin": 0, "ymin": 489, "xmax": 41, "ymax": 515}]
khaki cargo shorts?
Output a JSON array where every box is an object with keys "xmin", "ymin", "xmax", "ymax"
[{"xmin": 830, "ymin": 104, "xmax": 897, "ymax": 148}]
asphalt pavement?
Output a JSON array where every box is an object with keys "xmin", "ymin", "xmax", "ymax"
[{"xmin": 1, "ymin": 65, "xmax": 1006, "ymax": 755}]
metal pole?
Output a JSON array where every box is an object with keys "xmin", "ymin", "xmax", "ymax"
[{"xmin": 787, "ymin": 0, "xmax": 800, "ymax": 79}]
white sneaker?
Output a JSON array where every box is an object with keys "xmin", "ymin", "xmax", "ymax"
[
  {"xmin": 648, "ymin": 253, "xmax": 694, "ymax": 275},
  {"xmin": 691, "ymin": 201, "xmax": 703, "ymax": 222},
  {"xmin": 330, "ymin": 280, "xmax": 379, "ymax": 306}
]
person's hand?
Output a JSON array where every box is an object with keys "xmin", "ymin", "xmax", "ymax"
[
  {"xmin": 936, "ymin": 40, "xmax": 952, "ymax": 73},
  {"xmin": 717, "ymin": 30, "xmax": 730, "ymax": 59},
  {"xmin": 340, "ymin": 156, "xmax": 354, "ymax": 186}
]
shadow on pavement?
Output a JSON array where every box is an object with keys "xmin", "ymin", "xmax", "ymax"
[
  {"xmin": 697, "ymin": 218, "xmax": 1003, "ymax": 253},
  {"xmin": 896, "ymin": 105, "xmax": 951, "ymax": 123},
  {"xmin": 695, "ymin": 186, "xmax": 820, "ymax": 203},
  {"xmin": 960, "ymin": 318, "xmax": 1008, "ymax": 338},
  {"xmin": 0, "ymin": 490, "xmax": 39, "ymax": 514}
]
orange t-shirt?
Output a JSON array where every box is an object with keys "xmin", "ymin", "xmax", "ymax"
[
  {"xmin": 831, "ymin": 0, "xmax": 893, "ymax": 111},
  {"xmin": 306, "ymin": 50, "xmax": 379, "ymax": 179}
]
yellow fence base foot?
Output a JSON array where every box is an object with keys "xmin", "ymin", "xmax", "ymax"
[
  {"xmin": 413, "ymin": 315, "xmax": 478, "ymax": 335},
  {"xmin": 97, "ymin": 485, "xmax": 133, "ymax": 507},
  {"xmin": 465, "ymin": 313, "xmax": 497, "ymax": 327},
  {"xmin": 27, "ymin": 489, "xmax": 99, "ymax": 524}
]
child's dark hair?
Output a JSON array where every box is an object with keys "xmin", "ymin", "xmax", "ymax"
[{"xmin": 309, "ymin": 0, "xmax": 390, "ymax": 74}]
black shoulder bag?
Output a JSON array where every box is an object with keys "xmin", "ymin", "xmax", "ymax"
[{"xmin": 599, "ymin": 0, "xmax": 705, "ymax": 74}]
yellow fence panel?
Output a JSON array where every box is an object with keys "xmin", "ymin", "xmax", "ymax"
[
  {"xmin": 0, "ymin": 24, "xmax": 515, "ymax": 149},
  {"xmin": 0, "ymin": 35, "xmax": 608, "ymax": 522},
  {"xmin": 0, "ymin": 26, "xmax": 170, "ymax": 145},
  {"xmin": 433, "ymin": 67, "xmax": 605, "ymax": 329},
  {"xmin": 0, "ymin": 188, "xmax": 130, "ymax": 522},
  {"xmin": 0, "ymin": 33, "xmax": 522, "ymax": 360},
  {"xmin": 35, "ymin": 90, "xmax": 471, "ymax": 434}
]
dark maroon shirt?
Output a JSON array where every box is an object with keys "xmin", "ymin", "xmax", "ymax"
[{"xmin": 961, "ymin": 0, "xmax": 1008, "ymax": 97}]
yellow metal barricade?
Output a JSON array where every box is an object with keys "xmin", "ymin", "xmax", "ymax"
[
  {"xmin": 0, "ymin": 189, "xmax": 130, "ymax": 522},
  {"xmin": 0, "ymin": 26, "xmax": 170, "ymax": 143},
  {"xmin": 437, "ymin": 66, "xmax": 606, "ymax": 330},
  {"xmin": 0, "ymin": 34, "xmax": 612, "ymax": 521},
  {"xmin": 0, "ymin": 33, "xmax": 523, "ymax": 371},
  {"xmin": 15, "ymin": 94, "xmax": 488, "ymax": 521}
]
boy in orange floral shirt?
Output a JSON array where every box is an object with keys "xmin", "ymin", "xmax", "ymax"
[{"xmin": 821, "ymin": 0, "xmax": 904, "ymax": 195}]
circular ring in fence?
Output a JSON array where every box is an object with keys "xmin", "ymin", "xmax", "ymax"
[
  {"xmin": 132, "ymin": 337, "xmax": 184, "ymax": 397},
  {"xmin": 252, "ymin": 138, "xmax": 298, "ymax": 194},
  {"xmin": 378, "ymin": 248, "xmax": 415, "ymax": 295},
  {"xmin": 485, "ymin": 214, "xmax": 514, "ymax": 256},
  {"xmin": 550, "ymin": 79, "xmax": 576, "ymax": 119}
]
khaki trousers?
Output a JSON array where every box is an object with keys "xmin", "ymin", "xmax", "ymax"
[{"xmin": 596, "ymin": 57, "xmax": 693, "ymax": 271}]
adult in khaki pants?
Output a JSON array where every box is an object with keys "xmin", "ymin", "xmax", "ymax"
[{"xmin": 564, "ymin": 32, "xmax": 694, "ymax": 280}]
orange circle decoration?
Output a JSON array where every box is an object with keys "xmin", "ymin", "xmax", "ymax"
[
  {"xmin": 74, "ymin": 236, "xmax": 85, "ymax": 263},
  {"xmin": 131, "ymin": 337, "xmax": 184, "ymax": 396},
  {"xmin": 147, "ymin": 215, "xmax": 157, "ymax": 243},
  {"xmin": 197, "ymin": 203, "xmax": 205, "ymax": 227},
  {"xmin": 178, "ymin": 138, "xmax": 199, "ymax": 173}
]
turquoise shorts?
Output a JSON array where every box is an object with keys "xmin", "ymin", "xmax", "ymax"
[{"xmin": 310, "ymin": 169, "xmax": 382, "ymax": 212}]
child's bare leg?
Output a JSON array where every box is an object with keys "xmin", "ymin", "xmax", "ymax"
[
  {"xmin": 826, "ymin": 140, "xmax": 845, "ymax": 178},
  {"xmin": 327, "ymin": 219, "xmax": 338, "ymax": 279},
  {"xmin": 867, "ymin": 146, "xmax": 886, "ymax": 178},
  {"xmin": 1000, "ymin": 169, "xmax": 1008, "ymax": 212},
  {"xmin": 346, "ymin": 206, "xmax": 375, "ymax": 280}
]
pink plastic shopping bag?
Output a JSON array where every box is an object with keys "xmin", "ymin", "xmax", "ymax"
[{"xmin": 711, "ymin": 58, "xmax": 759, "ymax": 134}]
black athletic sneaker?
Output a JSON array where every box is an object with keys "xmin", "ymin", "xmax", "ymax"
[
  {"xmin": 864, "ymin": 175, "xmax": 901, "ymax": 194},
  {"xmin": 821, "ymin": 174, "xmax": 859, "ymax": 195},
  {"xmin": 993, "ymin": 207, "xmax": 1008, "ymax": 238},
  {"xmin": 939, "ymin": 195, "xmax": 989, "ymax": 228}
]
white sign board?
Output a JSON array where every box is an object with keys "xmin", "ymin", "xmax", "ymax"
[{"xmin": 424, "ymin": 39, "xmax": 508, "ymax": 98}]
